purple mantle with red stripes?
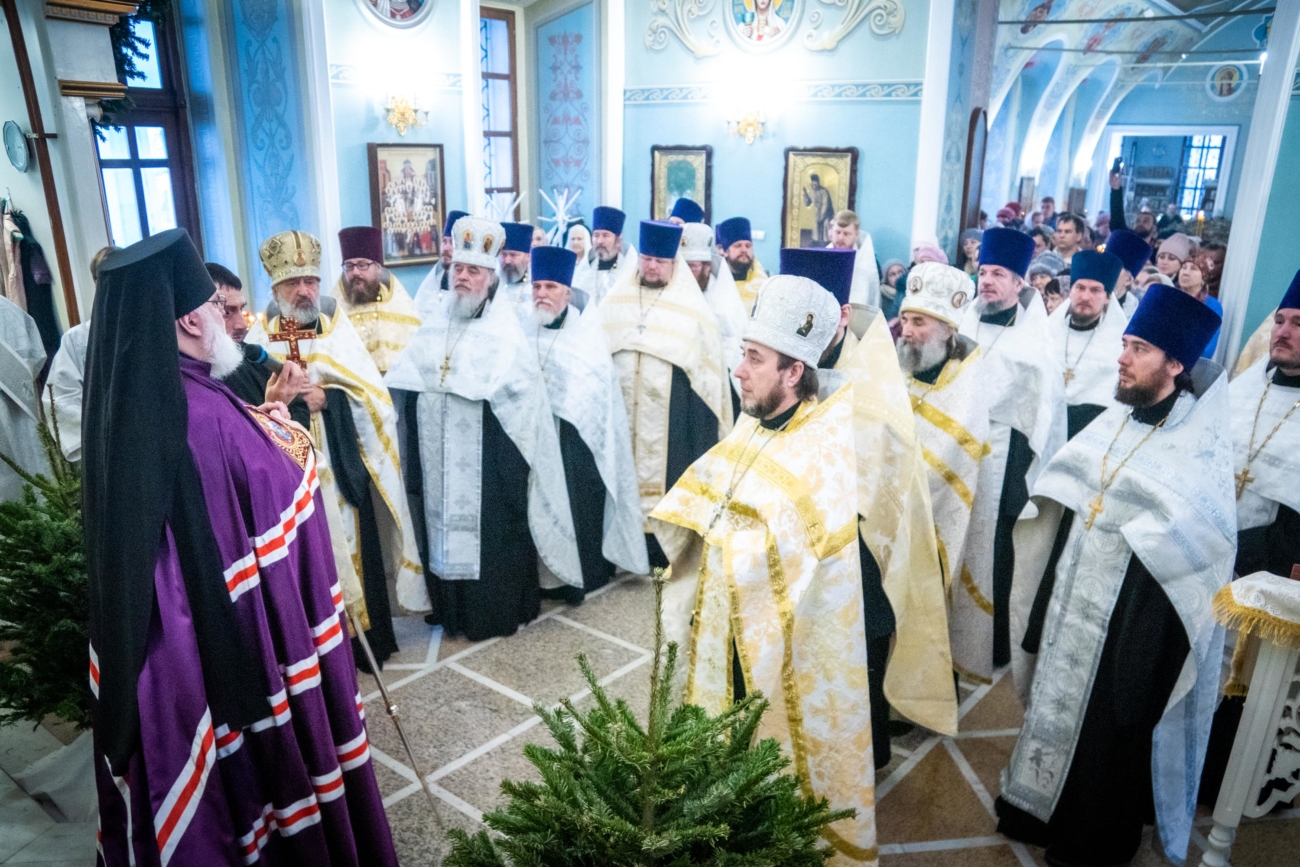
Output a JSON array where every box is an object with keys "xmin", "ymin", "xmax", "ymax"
[{"xmin": 91, "ymin": 355, "xmax": 398, "ymax": 866}]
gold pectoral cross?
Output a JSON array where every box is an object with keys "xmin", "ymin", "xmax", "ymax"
[
  {"xmin": 1084, "ymin": 494, "xmax": 1105, "ymax": 530},
  {"xmin": 439, "ymin": 355, "xmax": 452, "ymax": 385},
  {"xmin": 1063, "ymin": 368, "xmax": 1075, "ymax": 386},
  {"xmin": 1235, "ymin": 467, "xmax": 1255, "ymax": 500}
]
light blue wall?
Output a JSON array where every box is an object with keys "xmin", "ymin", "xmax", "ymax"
[
  {"xmin": 322, "ymin": 0, "xmax": 467, "ymax": 294},
  {"xmin": 621, "ymin": 0, "xmax": 930, "ymax": 267},
  {"xmin": 936, "ymin": 0, "xmax": 979, "ymax": 254},
  {"xmin": 1244, "ymin": 70, "xmax": 1300, "ymax": 338},
  {"xmin": 535, "ymin": 3, "xmax": 597, "ymax": 231}
]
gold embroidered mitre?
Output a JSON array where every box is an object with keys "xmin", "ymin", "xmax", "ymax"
[{"xmin": 260, "ymin": 230, "xmax": 322, "ymax": 285}]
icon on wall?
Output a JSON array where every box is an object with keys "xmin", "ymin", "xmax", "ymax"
[
  {"xmin": 358, "ymin": 0, "xmax": 434, "ymax": 28},
  {"xmin": 725, "ymin": 0, "xmax": 800, "ymax": 51},
  {"xmin": 781, "ymin": 147, "xmax": 857, "ymax": 249},
  {"xmin": 1206, "ymin": 64, "xmax": 1247, "ymax": 101},
  {"xmin": 368, "ymin": 143, "xmax": 446, "ymax": 266},
  {"xmin": 651, "ymin": 145, "xmax": 712, "ymax": 224}
]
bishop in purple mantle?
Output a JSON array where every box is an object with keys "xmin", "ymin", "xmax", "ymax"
[{"xmin": 83, "ymin": 230, "xmax": 397, "ymax": 866}]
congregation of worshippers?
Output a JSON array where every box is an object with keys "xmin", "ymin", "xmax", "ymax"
[{"xmin": 3, "ymin": 160, "xmax": 1299, "ymax": 867}]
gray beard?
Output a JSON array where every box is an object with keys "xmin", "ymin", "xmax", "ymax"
[
  {"xmin": 974, "ymin": 294, "xmax": 1018, "ymax": 316},
  {"xmin": 594, "ymin": 247, "xmax": 617, "ymax": 263},
  {"xmin": 283, "ymin": 298, "xmax": 320, "ymax": 326},
  {"xmin": 450, "ymin": 290, "xmax": 487, "ymax": 320},
  {"xmin": 896, "ymin": 336, "xmax": 950, "ymax": 374},
  {"xmin": 501, "ymin": 263, "xmax": 527, "ymax": 284},
  {"xmin": 532, "ymin": 305, "xmax": 560, "ymax": 327}
]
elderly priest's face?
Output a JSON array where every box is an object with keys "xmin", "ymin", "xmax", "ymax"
[
  {"xmin": 531, "ymin": 279, "xmax": 572, "ymax": 326},
  {"xmin": 451, "ymin": 262, "xmax": 494, "ymax": 318},
  {"xmin": 176, "ymin": 291, "xmax": 244, "ymax": 380},
  {"xmin": 896, "ymin": 311, "xmax": 954, "ymax": 374},
  {"xmin": 274, "ymin": 276, "xmax": 322, "ymax": 324},
  {"xmin": 976, "ymin": 264, "xmax": 1021, "ymax": 313}
]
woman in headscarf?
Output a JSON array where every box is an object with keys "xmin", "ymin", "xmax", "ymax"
[
  {"xmin": 566, "ymin": 223, "xmax": 590, "ymax": 259},
  {"xmin": 958, "ymin": 228, "xmax": 983, "ymax": 275}
]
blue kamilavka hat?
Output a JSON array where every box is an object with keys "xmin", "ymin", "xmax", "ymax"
[
  {"xmin": 1069, "ymin": 250, "xmax": 1124, "ymax": 295},
  {"xmin": 1105, "ymin": 229, "xmax": 1152, "ymax": 277},
  {"xmin": 530, "ymin": 246, "xmax": 577, "ymax": 286},
  {"xmin": 592, "ymin": 206, "xmax": 626, "ymax": 236},
  {"xmin": 780, "ymin": 247, "xmax": 857, "ymax": 306},
  {"xmin": 639, "ymin": 220, "xmax": 684, "ymax": 259},
  {"xmin": 716, "ymin": 217, "xmax": 752, "ymax": 250},
  {"xmin": 501, "ymin": 222, "xmax": 534, "ymax": 254},
  {"xmin": 670, "ymin": 198, "xmax": 705, "ymax": 224},
  {"xmin": 1279, "ymin": 269, "xmax": 1300, "ymax": 312},
  {"xmin": 978, "ymin": 227, "xmax": 1036, "ymax": 278},
  {"xmin": 442, "ymin": 210, "xmax": 469, "ymax": 237},
  {"xmin": 1125, "ymin": 282, "xmax": 1222, "ymax": 371}
]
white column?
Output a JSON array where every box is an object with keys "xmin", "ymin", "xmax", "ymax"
[
  {"xmin": 911, "ymin": 0, "xmax": 955, "ymax": 244},
  {"xmin": 462, "ymin": 0, "xmax": 486, "ymax": 215},
  {"xmin": 601, "ymin": 0, "xmax": 625, "ymax": 208},
  {"xmin": 1218, "ymin": 0, "xmax": 1300, "ymax": 366},
  {"xmin": 300, "ymin": 2, "xmax": 342, "ymax": 280}
]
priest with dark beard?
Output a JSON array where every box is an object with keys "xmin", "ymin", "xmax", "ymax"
[
  {"xmin": 998, "ymin": 284, "xmax": 1232, "ymax": 867},
  {"xmin": 715, "ymin": 217, "xmax": 769, "ymax": 314},
  {"xmin": 386, "ymin": 217, "xmax": 581, "ymax": 639},
  {"xmin": 84, "ymin": 230, "xmax": 397, "ymax": 865},
  {"xmin": 525, "ymin": 246, "xmax": 648, "ymax": 603},
  {"xmin": 600, "ymin": 220, "xmax": 733, "ymax": 569},
  {"xmin": 1045, "ymin": 250, "xmax": 1127, "ymax": 439}
]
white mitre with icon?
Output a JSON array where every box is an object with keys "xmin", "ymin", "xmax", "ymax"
[
  {"xmin": 899, "ymin": 261, "xmax": 971, "ymax": 328},
  {"xmin": 746, "ymin": 274, "xmax": 841, "ymax": 368},
  {"xmin": 451, "ymin": 216, "xmax": 505, "ymax": 269}
]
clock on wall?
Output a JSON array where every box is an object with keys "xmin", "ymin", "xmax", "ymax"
[{"xmin": 4, "ymin": 121, "xmax": 29, "ymax": 173}]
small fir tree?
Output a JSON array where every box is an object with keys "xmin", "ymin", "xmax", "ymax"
[
  {"xmin": 0, "ymin": 406, "xmax": 89, "ymax": 729},
  {"xmin": 445, "ymin": 575, "xmax": 852, "ymax": 866}
]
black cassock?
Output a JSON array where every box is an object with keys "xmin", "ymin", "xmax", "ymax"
[
  {"xmin": 543, "ymin": 419, "xmax": 614, "ymax": 606},
  {"xmin": 646, "ymin": 365, "xmax": 722, "ymax": 569},
  {"xmin": 395, "ymin": 391, "xmax": 541, "ymax": 641},
  {"xmin": 997, "ymin": 389, "xmax": 1189, "ymax": 867}
]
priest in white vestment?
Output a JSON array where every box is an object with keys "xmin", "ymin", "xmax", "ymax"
[
  {"xmin": 896, "ymin": 263, "xmax": 992, "ymax": 684},
  {"xmin": 600, "ymin": 220, "xmax": 733, "ymax": 569},
  {"xmin": 497, "ymin": 222, "xmax": 535, "ymax": 313},
  {"xmin": 1103, "ymin": 229, "xmax": 1152, "ymax": 317},
  {"xmin": 957, "ymin": 228, "xmax": 1067, "ymax": 681},
  {"xmin": 333, "ymin": 226, "xmax": 421, "ymax": 374},
  {"xmin": 572, "ymin": 206, "xmax": 636, "ymax": 308},
  {"xmin": 783, "ymin": 248, "xmax": 958, "ymax": 759},
  {"xmin": 524, "ymin": 245, "xmax": 648, "ymax": 601},
  {"xmin": 413, "ymin": 209, "xmax": 469, "ymax": 315},
  {"xmin": 246, "ymin": 230, "xmax": 421, "ymax": 668},
  {"xmin": 43, "ymin": 320, "xmax": 89, "ymax": 461},
  {"xmin": 998, "ymin": 283, "xmax": 1231, "ymax": 867},
  {"xmin": 0, "ymin": 296, "xmax": 48, "ymax": 501},
  {"xmin": 386, "ymin": 216, "xmax": 581, "ymax": 639},
  {"xmin": 652, "ymin": 276, "xmax": 877, "ymax": 867},
  {"xmin": 1046, "ymin": 250, "xmax": 1128, "ymax": 439},
  {"xmin": 681, "ymin": 222, "xmax": 746, "ymax": 412}
]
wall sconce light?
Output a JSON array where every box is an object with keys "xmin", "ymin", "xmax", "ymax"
[
  {"xmin": 726, "ymin": 110, "xmax": 765, "ymax": 145},
  {"xmin": 386, "ymin": 92, "xmax": 428, "ymax": 136}
]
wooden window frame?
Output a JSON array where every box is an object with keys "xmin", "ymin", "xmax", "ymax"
[{"xmin": 480, "ymin": 6, "xmax": 520, "ymax": 220}]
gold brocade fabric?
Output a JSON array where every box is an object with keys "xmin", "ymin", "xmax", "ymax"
[
  {"xmin": 246, "ymin": 311, "xmax": 423, "ymax": 612},
  {"xmin": 333, "ymin": 274, "xmax": 421, "ymax": 374},
  {"xmin": 837, "ymin": 314, "xmax": 958, "ymax": 737},
  {"xmin": 733, "ymin": 257, "xmax": 769, "ymax": 315},
  {"xmin": 651, "ymin": 388, "xmax": 878, "ymax": 867},
  {"xmin": 906, "ymin": 349, "xmax": 992, "ymax": 686},
  {"xmin": 601, "ymin": 256, "xmax": 733, "ymax": 519}
]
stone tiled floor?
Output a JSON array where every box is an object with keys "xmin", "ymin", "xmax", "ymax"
[{"xmin": 3, "ymin": 573, "xmax": 1297, "ymax": 865}]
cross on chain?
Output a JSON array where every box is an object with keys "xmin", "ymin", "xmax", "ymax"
[
  {"xmin": 1084, "ymin": 494, "xmax": 1105, "ymax": 531},
  {"xmin": 268, "ymin": 316, "xmax": 315, "ymax": 371},
  {"xmin": 1063, "ymin": 368, "xmax": 1075, "ymax": 386},
  {"xmin": 1235, "ymin": 467, "xmax": 1255, "ymax": 500},
  {"xmin": 439, "ymin": 356, "xmax": 453, "ymax": 386}
]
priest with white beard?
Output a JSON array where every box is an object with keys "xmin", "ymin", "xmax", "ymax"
[
  {"xmin": 525, "ymin": 246, "xmax": 648, "ymax": 603},
  {"xmin": 245, "ymin": 230, "xmax": 422, "ymax": 670},
  {"xmin": 413, "ymin": 209, "xmax": 469, "ymax": 315},
  {"xmin": 680, "ymin": 222, "xmax": 747, "ymax": 416},
  {"xmin": 957, "ymin": 227, "xmax": 1066, "ymax": 681},
  {"xmin": 600, "ymin": 220, "xmax": 733, "ymax": 569},
  {"xmin": 386, "ymin": 216, "xmax": 582, "ymax": 639},
  {"xmin": 1046, "ymin": 250, "xmax": 1128, "ymax": 439},
  {"xmin": 896, "ymin": 263, "xmax": 992, "ymax": 684},
  {"xmin": 572, "ymin": 206, "xmax": 636, "ymax": 308},
  {"xmin": 0, "ymin": 295, "xmax": 48, "ymax": 502},
  {"xmin": 998, "ymin": 284, "xmax": 1232, "ymax": 867}
]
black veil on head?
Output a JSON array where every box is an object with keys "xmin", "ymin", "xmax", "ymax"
[{"xmin": 83, "ymin": 229, "xmax": 266, "ymax": 774}]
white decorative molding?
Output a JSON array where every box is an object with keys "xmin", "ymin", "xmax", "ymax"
[
  {"xmin": 644, "ymin": 0, "xmax": 722, "ymax": 59},
  {"xmin": 328, "ymin": 64, "xmax": 462, "ymax": 89},
  {"xmin": 803, "ymin": 0, "xmax": 904, "ymax": 52},
  {"xmin": 624, "ymin": 79, "xmax": 922, "ymax": 103}
]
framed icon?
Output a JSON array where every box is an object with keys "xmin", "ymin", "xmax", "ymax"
[
  {"xmin": 367, "ymin": 142, "xmax": 445, "ymax": 267},
  {"xmin": 781, "ymin": 147, "xmax": 858, "ymax": 248},
  {"xmin": 651, "ymin": 145, "xmax": 712, "ymax": 223}
]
